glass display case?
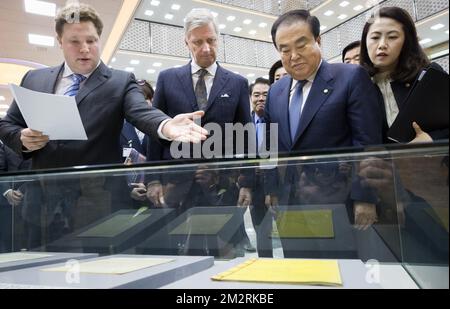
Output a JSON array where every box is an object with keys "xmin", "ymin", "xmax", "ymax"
[{"xmin": 0, "ymin": 143, "xmax": 448, "ymax": 289}]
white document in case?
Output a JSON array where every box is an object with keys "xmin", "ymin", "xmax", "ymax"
[
  {"xmin": 42, "ymin": 257, "xmax": 175, "ymax": 275},
  {"xmin": 0, "ymin": 252, "xmax": 53, "ymax": 264},
  {"xmin": 9, "ymin": 84, "xmax": 88, "ymax": 141}
]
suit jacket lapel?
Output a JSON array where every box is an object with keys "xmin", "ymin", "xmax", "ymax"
[
  {"xmin": 141, "ymin": 135, "xmax": 149, "ymax": 157},
  {"xmin": 47, "ymin": 64, "xmax": 65, "ymax": 94},
  {"xmin": 176, "ymin": 63, "xmax": 198, "ymax": 111},
  {"xmin": 279, "ymin": 78, "xmax": 293, "ymax": 149},
  {"xmin": 122, "ymin": 122, "xmax": 141, "ymax": 147},
  {"xmin": 205, "ymin": 65, "xmax": 229, "ymax": 113},
  {"xmin": 293, "ymin": 62, "xmax": 334, "ymax": 146},
  {"xmin": 77, "ymin": 62, "xmax": 110, "ymax": 105}
]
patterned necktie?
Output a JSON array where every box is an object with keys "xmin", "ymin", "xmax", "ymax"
[
  {"xmin": 289, "ymin": 80, "xmax": 307, "ymax": 141},
  {"xmin": 195, "ymin": 69, "xmax": 208, "ymax": 110},
  {"xmin": 64, "ymin": 74, "xmax": 86, "ymax": 97}
]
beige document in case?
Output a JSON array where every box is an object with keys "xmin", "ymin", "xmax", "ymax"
[
  {"xmin": 212, "ymin": 258, "xmax": 343, "ymax": 287},
  {"xmin": 42, "ymin": 257, "xmax": 175, "ymax": 275},
  {"xmin": 0, "ymin": 253, "xmax": 53, "ymax": 264}
]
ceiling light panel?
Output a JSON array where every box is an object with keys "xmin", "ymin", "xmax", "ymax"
[
  {"xmin": 134, "ymin": 0, "xmax": 277, "ymax": 43},
  {"xmin": 24, "ymin": 0, "xmax": 56, "ymax": 17},
  {"xmin": 28, "ymin": 34, "xmax": 54, "ymax": 47},
  {"xmin": 431, "ymin": 24, "xmax": 445, "ymax": 30}
]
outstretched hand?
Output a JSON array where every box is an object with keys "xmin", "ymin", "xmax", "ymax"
[{"xmin": 162, "ymin": 111, "xmax": 208, "ymax": 143}]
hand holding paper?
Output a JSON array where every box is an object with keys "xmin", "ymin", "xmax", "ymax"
[
  {"xmin": 20, "ymin": 128, "xmax": 49, "ymax": 151},
  {"xmin": 9, "ymin": 84, "xmax": 88, "ymax": 141}
]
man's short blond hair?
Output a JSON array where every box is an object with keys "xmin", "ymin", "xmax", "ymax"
[{"xmin": 55, "ymin": 2, "xmax": 103, "ymax": 37}]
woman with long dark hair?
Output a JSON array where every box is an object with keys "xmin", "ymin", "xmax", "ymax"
[{"xmin": 360, "ymin": 6, "xmax": 448, "ymax": 143}]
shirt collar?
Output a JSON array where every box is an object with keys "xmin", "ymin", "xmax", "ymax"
[
  {"xmin": 191, "ymin": 61, "xmax": 218, "ymax": 77},
  {"xmin": 290, "ymin": 59, "xmax": 323, "ymax": 92},
  {"xmin": 62, "ymin": 61, "xmax": 101, "ymax": 79},
  {"xmin": 254, "ymin": 113, "xmax": 264, "ymax": 123}
]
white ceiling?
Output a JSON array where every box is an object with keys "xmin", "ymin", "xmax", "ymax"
[
  {"xmin": 112, "ymin": 49, "xmax": 271, "ymax": 85},
  {"xmin": 112, "ymin": 0, "xmax": 449, "ymax": 83},
  {"xmin": 134, "ymin": 0, "xmax": 277, "ymax": 43},
  {"xmin": 0, "ymin": 0, "xmax": 123, "ymax": 65},
  {"xmin": 0, "ymin": 0, "xmax": 124, "ymax": 115},
  {"xmin": 0, "ymin": 0, "xmax": 449, "ymax": 114}
]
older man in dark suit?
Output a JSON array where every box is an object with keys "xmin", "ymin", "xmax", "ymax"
[
  {"xmin": 146, "ymin": 8, "xmax": 253, "ymax": 212},
  {"xmin": 263, "ymin": 10, "xmax": 383, "ymax": 257}
]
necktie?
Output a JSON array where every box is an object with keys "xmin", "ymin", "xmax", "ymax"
[
  {"xmin": 289, "ymin": 80, "xmax": 307, "ymax": 141},
  {"xmin": 64, "ymin": 74, "xmax": 86, "ymax": 97},
  {"xmin": 256, "ymin": 118, "xmax": 264, "ymax": 154},
  {"xmin": 195, "ymin": 69, "xmax": 208, "ymax": 110}
]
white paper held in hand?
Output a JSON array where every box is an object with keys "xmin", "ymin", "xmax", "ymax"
[{"xmin": 9, "ymin": 84, "xmax": 88, "ymax": 141}]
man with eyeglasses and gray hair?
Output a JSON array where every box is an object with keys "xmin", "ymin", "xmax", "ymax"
[{"xmin": 146, "ymin": 9, "xmax": 254, "ymax": 218}]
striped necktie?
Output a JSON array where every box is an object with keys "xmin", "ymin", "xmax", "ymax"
[{"xmin": 64, "ymin": 74, "xmax": 86, "ymax": 97}]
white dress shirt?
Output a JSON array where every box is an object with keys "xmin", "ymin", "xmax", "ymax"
[
  {"xmin": 135, "ymin": 128, "xmax": 145, "ymax": 144},
  {"xmin": 373, "ymin": 73, "xmax": 399, "ymax": 128},
  {"xmin": 54, "ymin": 62, "xmax": 100, "ymax": 95}
]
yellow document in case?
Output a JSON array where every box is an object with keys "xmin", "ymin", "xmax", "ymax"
[
  {"xmin": 276, "ymin": 210, "xmax": 334, "ymax": 238},
  {"xmin": 425, "ymin": 207, "xmax": 449, "ymax": 232},
  {"xmin": 212, "ymin": 259, "xmax": 343, "ymax": 287}
]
